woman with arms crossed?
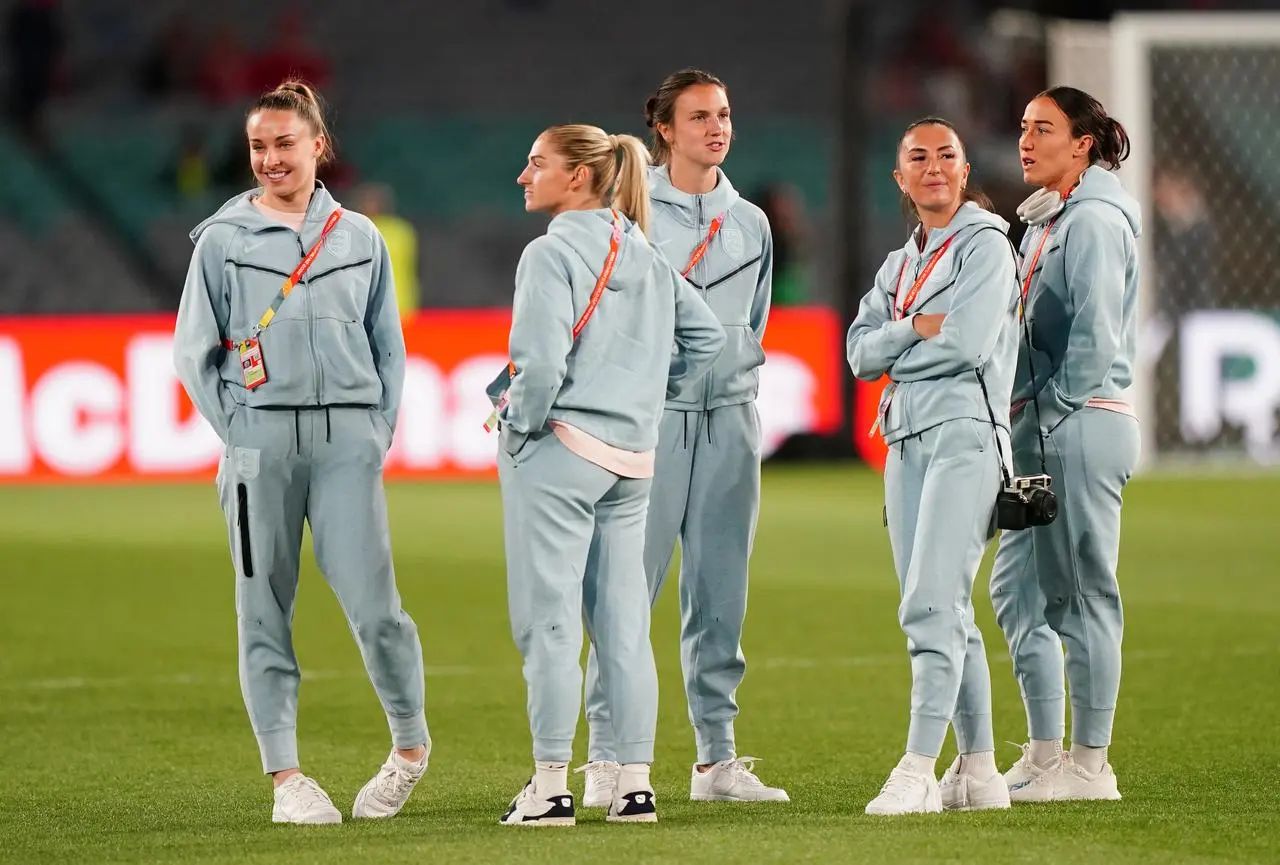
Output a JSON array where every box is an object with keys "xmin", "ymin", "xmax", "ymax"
[{"xmin": 848, "ymin": 117, "xmax": 1019, "ymax": 816}]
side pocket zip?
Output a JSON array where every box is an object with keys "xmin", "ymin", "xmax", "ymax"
[{"xmin": 236, "ymin": 483, "xmax": 254, "ymax": 578}]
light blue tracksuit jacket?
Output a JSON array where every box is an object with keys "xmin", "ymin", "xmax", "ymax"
[
  {"xmin": 496, "ymin": 208, "xmax": 725, "ymax": 766},
  {"xmin": 848, "ymin": 202, "xmax": 1019, "ymax": 758},
  {"xmin": 990, "ymin": 165, "xmax": 1143, "ymax": 749},
  {"xmin": 173, "ymin": 182, "xmax": 426, "ymax": 774}
]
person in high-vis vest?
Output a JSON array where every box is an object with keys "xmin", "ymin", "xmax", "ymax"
[
  {"xmin": 173, "ymin": 79, "xmax": 429, "ymax": 826},
  {"xmin": 848, "ymin": 116, "xmax": 1019, "ymax": 816},
  {"xmin": 991, "ymin": 86, "xmax": 1142, "ymax": 803},
  {"xmin": 581, "ymin": 68, "xmax": 788, "ymax": 807},
  {"xmin": 494, "ymin": 123, "xmax": 725, "ymax": 827}
]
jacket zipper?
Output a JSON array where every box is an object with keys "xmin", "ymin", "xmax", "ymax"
[
  {"xmin": 696, "ymin": 195, "xmax": 714, "ymax": 412},
  {"xmin": 298, "ymin": 232, "xmax": 322, "ymax": 405}
]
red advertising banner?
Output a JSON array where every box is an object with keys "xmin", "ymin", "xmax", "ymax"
[{"xmin": 0, "ymin": 308, "xmax": 844, "ymax": 483}]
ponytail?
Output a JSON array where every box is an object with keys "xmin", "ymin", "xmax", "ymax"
[
  {"xmin": 541, "ymin": 125, "xmax": 653, "ymax": 235},
  {"xmin": 609, "ymin": 133, "xmax": 652, "ymax": 235},
  {"xmin": 1039, "ymin": 86, "xmax": 1131, "ymax": 171}
]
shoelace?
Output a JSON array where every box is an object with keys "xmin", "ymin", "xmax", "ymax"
[
  {"xmin": 573, "ymin": 761, "xmax": 619, "ymax": 783},
  {"xmin": 724, "ymin": 756, "xmax": 768, "ymax": 788},
  {"xmin": 1005, "ymin": 741, "xmax": 1034, "ymax": 767},
  {"xmin": 282, "ymin": 776, "xmax": 335, "ymax": 811},
  {"xmin": 373, "ymin": 762, "xmax": 420, "ymax": 803},
  {"xmin": 876, "ymin": 769, "xmax": 925, "ymax": 802}
]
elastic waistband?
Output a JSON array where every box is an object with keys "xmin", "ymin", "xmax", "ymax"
[
  {"xmin": 1011, "ymin": 397, "xmax": 1135, "ymax": 420},
  {"xmin": 1085, "ymin": 397, "xmax": 1135, "ymax": 417}
]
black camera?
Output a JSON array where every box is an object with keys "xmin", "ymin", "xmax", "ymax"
[{"xmin": 995, "ymin": 474, "xmax": 1058, "ymax": 531}]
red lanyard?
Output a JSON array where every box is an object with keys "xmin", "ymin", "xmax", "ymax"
[
  {"xmin": 1020, "ymin": 190, "xmax": 1074, "ymax": 319},
  {"xmin": 1019, "ymin": 218, "xmax": 1059, "ymax": 320},
  {"xmin": 222, "ymin": 208, "xmax": 343, "ymax": 350},
  {"xmin": 892, "ymin": 234, "xmax": 955, "ymax": 320},
  {"xmin": 500, "ymin": 209, "xmax": 623, "ymax": 380},
  {"xmin": 573, "ymin": 209, "xmax": 623, "ymax": 337},
  {"xmin": 681, "ymin": 213, "xmax": 725, "ymax": 277}
]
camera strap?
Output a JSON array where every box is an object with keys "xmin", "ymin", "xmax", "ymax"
[
  {"xmin": 975, "ymin": 367, "xmax": 1014, "ymax": 486},
  {"xmin": 1011, "ymin": 230, "xmax": 1051, "ymax": 476},
  {"xmin": 1019, "ymin": 307, "xmax": 1050, "ymax": 475},
  {"xmin": 968, "ymin": 225, "xmax": 1052, "ymax": 482}
]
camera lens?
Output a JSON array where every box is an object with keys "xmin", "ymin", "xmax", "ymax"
[{"xmin": 1030, "ymin": 488, "xmax": 1058, "ymax": 523}]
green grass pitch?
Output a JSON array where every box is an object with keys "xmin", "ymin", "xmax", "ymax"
[{"xmin": 2, "ymin": 465, "xmax": 1277, "ymax": 863}]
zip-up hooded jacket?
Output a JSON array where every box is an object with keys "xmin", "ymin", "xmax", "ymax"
[
  {"xmin": 848, "ymin": 202, "xmax": 1020, "ymax": 445},
  {"xmin": 648, "ymin": 165, "xmax": 772, "ymax": 410},
  {"xmin": 173, "ymin": 183, "xmax": 403, "ymax": 444},
  {"xmin": 499, "ymin": 208, "xmax": 726, "ymax": 456}
]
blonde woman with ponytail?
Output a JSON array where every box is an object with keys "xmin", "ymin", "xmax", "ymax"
[{"xmin": 492, "ymin": 124, "xmax": 725, "ymax": 827}]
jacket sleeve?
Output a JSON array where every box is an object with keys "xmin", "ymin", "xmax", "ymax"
[
  {"xmin": 1042, "ymin": 207, "xmax": 1131, "ymax": 421},
  {"xmin": 750, "ymin": 212, "xmax": 773, "ymax": 340},
  {"xmin": 889, "ymin": 230, "xmax": 1017, "ymax": 381},
  {"xmin": 846, "ymin": 255, "xmax": 922, "ymax": 381},
  {"xmin": 501, "ymin": 238, "xmax": 575, "ymax": 435},
  {"xmin": 668, "ymin": 266, "xmax": 726, "ymax": 399},
  {"xmin": 173, "ymin": 227, "xmax": 238, "ymax": 443},
  {"xmin": 364, "ymin": 228, "xmax": 407, "ymax": 431}
]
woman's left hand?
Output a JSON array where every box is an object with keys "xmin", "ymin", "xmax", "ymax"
[{"xmin": 912, "ymin": 313, "xmax": 946, "ymax": 339}]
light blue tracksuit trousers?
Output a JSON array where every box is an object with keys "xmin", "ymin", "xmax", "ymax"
[
  {"xmin": 990, "ymin": 407, "xmax": 1140, "ymax": 747},
  {"xmin": 499, "ymin": 429, "xmax": 660, "ymax": 766},
  {"xmin": 216, "ymin": 406, "xmax": 429, "ymax": 774},
  {"xmin": 885, "ymin": 418, "xmax": 1005, "ymax": 758},
  {"xmin": 584, "ymin": 403, "xmax": 761, "ymax": 765}
]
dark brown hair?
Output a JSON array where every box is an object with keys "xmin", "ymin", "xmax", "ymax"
[
  {"xmin": 897, "ymin": 116, "xmax": 994, "ymax": 223},
  {"xmin": 643, "ymin": 68, "xmax": 728, "ymax": 166},
  {"xmin": 1039, "ymin": 86, "xmax": 1130, "ymax": 170},
  {"xmin": 246, "ymin": 79, "xmax": 335, "ymax": 165}
]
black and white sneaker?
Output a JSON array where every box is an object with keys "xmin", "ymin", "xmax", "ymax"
[
  {"xmin": 498, "ymin": 778, "xmax": 575, "ymax": 827},
  {"xmin": 607, "ymin": 787, "xmax": 658, "ymax": 823}
]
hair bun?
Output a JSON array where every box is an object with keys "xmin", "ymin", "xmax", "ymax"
[
  {"xmin": 276, "ymin": 80, "xmax": 316, "ymax": 103},
  {"xmin": 643, "ymin": 96, "xmax": 658, "ymax": 128}
]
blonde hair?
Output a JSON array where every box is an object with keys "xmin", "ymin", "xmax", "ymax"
[
  {"xmin": 541, "ymin": 124, "xmax": 652, "ymax": 235},
  {"xmin": 247, "ymin": 79, "xmax": 335, "ymax": 164}
]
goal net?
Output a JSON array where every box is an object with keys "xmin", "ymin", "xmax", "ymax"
[{"xmin": 1049, "ymin": 13, "xmax": 1280, "ymax": 469}]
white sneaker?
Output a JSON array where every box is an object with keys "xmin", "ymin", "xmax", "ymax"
[
  {"xmin": 271, "ymin": 774, "xmax": 343, "ymax": 824},
  {"xmin": 1055, "ymin": 754, "xmax": 1122, "ymax": 800},
  {"xmin": 1004, "ymin": 743, "xmax": 1057, "ymax": 802},
  {"xmin": 690, "ymin": 757, "xmax": 790, "ymax": 802},
  {"xmin": 352, "ymin": 749, "xmax": 428, "ymax": 819},
  {"xmin": 1004, "ymin": 746, "xmax": 1122, "ymax": 802},
  {"xmin": 499, "ymin": 778, "xmax": 575, "ymax": 827},
  {"xmin": 865, "ymin": 765, "xmax": 942, "ymax": 816},
  {"xmin": 575, "ymin": 761, "xmax": 620, "ymax": 808},
  {"xmin": 939, "ymin": 757, "xmax": 1011, "ymax": 811}
]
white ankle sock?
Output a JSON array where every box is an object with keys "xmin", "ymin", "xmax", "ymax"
[
  {"xmin": 616, "ymin": 763, "xmax": 652, "ymax": 795},
  {"xmin": 1029, "ymin": 738, "xmax": 1063, "ymax": 768},
  {"xmin": 1070, "ymin": 744, "xmax": 1107, "ymax": 774},
  {"xmin": 534, "ymin": 761, "xmax": 569, "ymax": 795},
  {"xmin": 958, "ymin": 750, "xmax": 998, "ymax": 780},
  {"xmin": 899, "ymin": 751, "xmax": 937, "ymax": 776}
]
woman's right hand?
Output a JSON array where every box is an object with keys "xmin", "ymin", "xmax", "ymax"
[{"xmin": 912, "ymin": 313, "xmax": 945, "ymax": 339}]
